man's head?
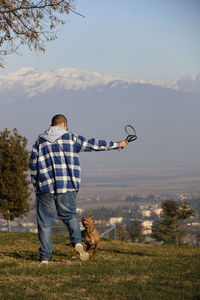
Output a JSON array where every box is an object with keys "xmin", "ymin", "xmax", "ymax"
[{"xmin": 51, "ymin": 114, "xmax": 68, "ymax": 129}]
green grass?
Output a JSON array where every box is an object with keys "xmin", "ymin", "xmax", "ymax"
[{"xmin": 0, "ymin": 233, "xmax": 199, "ymax": 300}]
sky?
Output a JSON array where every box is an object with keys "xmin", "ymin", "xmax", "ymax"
[{"xmin": 0, "ymin": 0, "xmax": 200, "ymax": 79}]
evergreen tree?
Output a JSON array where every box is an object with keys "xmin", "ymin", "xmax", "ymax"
[
  {"xmin": 152, "ymin": 200, "xmax": 193, "ymax": 245},
  {"xmin": 0, "ymin": 128, "xmax": 32, "ymax": 231},
  {"xmin": 128, "ymin": 220, "xmax": 143, "ymax": 242}
]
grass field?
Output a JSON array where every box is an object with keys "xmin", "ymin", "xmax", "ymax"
[{"xmin": 0, "ymin": 232, "xmax": 199, "ymax": 300}]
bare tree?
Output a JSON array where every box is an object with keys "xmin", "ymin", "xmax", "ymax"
[{"xmin": 0, "ymin": 0, "xmax": 81, "ymax": 67}]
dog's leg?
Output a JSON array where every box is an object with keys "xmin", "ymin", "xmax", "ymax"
[
  {"xmin": 72, "ymin": 252, "xmax": 79, "ymax": 259},
  {"xmin": 91, "ymin": 241, "xmax": 100, "ymax": 258},
  {"xmin": 86, "ymin": 243, "xmax": 92, "ymax": 252}
]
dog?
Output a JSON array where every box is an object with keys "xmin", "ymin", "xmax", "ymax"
[{"xmin": 81, "ymin": 215, "xmax": 100, "ymax": 258}]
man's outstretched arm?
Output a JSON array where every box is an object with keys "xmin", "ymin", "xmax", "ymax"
[{"xmin": 74, "ymin": 135, "xmax": 128, "ymax": 152}]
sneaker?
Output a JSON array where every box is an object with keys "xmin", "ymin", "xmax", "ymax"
[
  {"xmin": 75, "ymin": 243, "xmax": 89, "ymax": 261},
  {"xmin": 40, "ymin": 260, "xmax": 49, "ymax": 264}
]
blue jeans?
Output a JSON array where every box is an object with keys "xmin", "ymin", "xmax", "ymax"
[{"xmin": 36, "ymin": 192, "xmax": 82, "ymax": 261}]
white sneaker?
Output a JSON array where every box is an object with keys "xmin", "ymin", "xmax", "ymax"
[
  {"xmin": 75, "ymin": 243, "xmax": 89, "ymax": 261},
  {"xmin": 40, "ymin": 260, "xmax": 49, "ymax": 264}
]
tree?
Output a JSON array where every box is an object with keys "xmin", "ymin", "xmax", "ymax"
[
  {"xmin": 0, "ymin": 0, "xmax": 80, "ymax": 67},
  {"xmin": 152, "ymin": 200, "xmax": 193, "ymax": 245},
  {"xmin": 115, "ymin": 224, "xmax": 129, "ymax": 241},
  {"xmin": 128, "ymin": 219, "xmax": 143, "ymax": 242},
  {"xmin": 0, "ymin": 128, "xmax": 32, "ymax": 231}
]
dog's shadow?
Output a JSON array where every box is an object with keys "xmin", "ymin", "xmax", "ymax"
[{"xmin": 99, "ymin": 248, "xmax": 156, "ymax": 257}]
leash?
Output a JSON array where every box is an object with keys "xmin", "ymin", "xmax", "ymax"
[
  {"xmin": 125, "ymin": 125, "xmax": 137, "ymax": 142},
  {"xmin": 84, "ymin": 227, "xmax": 95, "ymax": 245},
  {"xmin": 86, "ymin": 227, "xmax": 95, "ymax": 240}
]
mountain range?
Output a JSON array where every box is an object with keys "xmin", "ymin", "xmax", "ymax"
[
  {"xmin": 0, "ymin": 67, "xmax": 199, "ymax": 173},
  {"xmin": 0, "ymin": 67, "xmax": 200, "ymax": 99}
]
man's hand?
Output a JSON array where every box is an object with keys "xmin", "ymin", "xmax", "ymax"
[{"xmin": 118, "ymin": 140, "xmax": 128, "ymax": 149}]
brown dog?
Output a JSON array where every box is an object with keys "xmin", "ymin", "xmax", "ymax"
[{"xmin": 81, "ymin": 216, "xmax": 100, "ymax": 258}]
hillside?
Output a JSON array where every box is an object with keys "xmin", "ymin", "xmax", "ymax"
[{"xmin": 0, "ymin": 232, "xmax": 199, "ymax": 300}]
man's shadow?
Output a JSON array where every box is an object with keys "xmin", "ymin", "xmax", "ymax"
[
  {"xmin": 0, "ymin": 251, "xmax": 39, "ymax": 261},
  {"xmin": 0, "ymin": 250, "xmax": 69, "ymax": 261}
]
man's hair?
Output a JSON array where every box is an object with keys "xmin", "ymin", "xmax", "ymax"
[{"xmin": 51, "ymin": 114, "xmax": 67, "ymax": 126}]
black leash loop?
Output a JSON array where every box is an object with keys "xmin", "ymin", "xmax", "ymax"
[{"xmin": 125, "ymin": 125, "xmax": 137, "ymax": 142}]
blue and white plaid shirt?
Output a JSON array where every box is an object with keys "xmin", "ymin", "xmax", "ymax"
[{"xmin": 29, "ymin": 126, "xmax": 119, "ymax": 194}]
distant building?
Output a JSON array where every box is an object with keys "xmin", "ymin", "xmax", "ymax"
[
  {"xmin": 141, "ymin": 220, "xmax": 153, "ymax": 235},
  {"xmin": 154, "ymin": 207, "xmax": 162, "ymax": 216},
  {"xmin": 191, "ymin": 222, "xmax": 200, "ymax": 227},
  {"xmin": 94, "ymin": 219, "xmax": 107, "ymax": 225},
  {"xmin": 139, "ymin": 204, "xmax": 151, "ymax": 210},
  {"xmin": 109, "ymin": 217, "xmax": 123, "ymax": 225},
  {"xmin": 141, "ymin": 210, "xmax": 152, "ymax": 217}
]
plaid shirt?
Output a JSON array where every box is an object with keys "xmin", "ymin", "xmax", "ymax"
[{"xmin": 29, "ymin": 130, "xmax": 119, "ymax": 194}]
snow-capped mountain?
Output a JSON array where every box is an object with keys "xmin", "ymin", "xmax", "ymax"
[
  {"xmin": 0, "ymin": 66, "xmax": 199, "ymax": 171},
  {"xmin": 0, "ymin": 67, "xmax": 199, "ymax": 100},
  {"xmin": 0, "ymin": 67, "xmax": 131, "ymax": 98},
  {"xmin": 146, "ymin": 73, "xmax": 200, "ymax": 95}
]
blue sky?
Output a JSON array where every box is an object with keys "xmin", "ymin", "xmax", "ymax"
[{"xmin": 1, "ymin": 0, "xmax": 199, "ymax": 79}]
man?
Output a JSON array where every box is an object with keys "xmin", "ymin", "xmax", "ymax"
[{"xmin": 29, "ymin": 114, "xmax": 128, "ymax": 263}]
